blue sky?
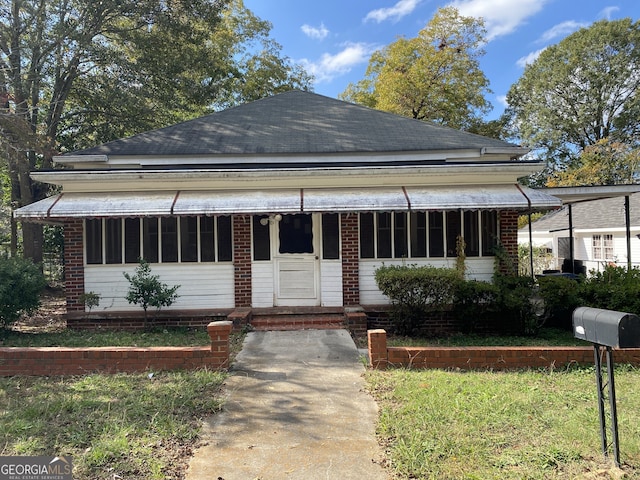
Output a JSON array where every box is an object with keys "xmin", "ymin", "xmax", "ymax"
[{"xmin": 244, "ymin": 0, "xmax": 640, "ymax": 119}]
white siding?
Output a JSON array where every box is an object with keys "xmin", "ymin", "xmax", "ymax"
[
  {"xmin": 320, "ymin": 260, "xmax": 343, "ymax": 307},
  {"xmin": 84, "ymin": 264, "xmax": 234, "ymax": 312},
  {"xmin": 359, "ymin": 258, "xmax": 494, "ymax": 305},
  {"xmin": 252, "ymin": 261, "xmax": 275, "ymax": 307}
]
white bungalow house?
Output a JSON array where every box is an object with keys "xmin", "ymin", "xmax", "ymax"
[
  {"xmin": 519, "ymin": 188, "xmax": 640, "ymax": 274},
  {"xmin": 15, "ymin": 91, "xmax": 560, "ymax": 327}
]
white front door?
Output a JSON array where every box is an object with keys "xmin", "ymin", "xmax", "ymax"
[{"xmin": 274, "ymin": 213, "xmax": 320, "ymax": 306}]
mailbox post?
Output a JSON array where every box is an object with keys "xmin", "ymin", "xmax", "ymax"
[{"xmin": 573, "ymin": 307, "xmax": 640, "ymax": 467}]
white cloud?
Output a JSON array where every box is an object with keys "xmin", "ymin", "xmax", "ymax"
[
  {"xmin": 448, "ymin": 0, "xmax": 548, "ymax": 41},
  {"xmin": 299, "ymin": 42, "xmax": 378, "ymax": 83},
  {"xmin": 364, "ymin": 0, "xmax": 421, "ymax": 24},
  {"xmin": 600, "ymin": 6, "xmax": 619, "ymax": 20},
  {"xmin": 496, "ymin": 95, "xmax": 508, "ymax": 108},
  {"xmin": 537, "ymin": 20, "xmax": 588, "ymax": 43},
  {"xmin": 516, "ymin": 47, "xmax": 546, "ymax": 68},
  {"xmin": 301, "ymin": 23, "xmax": 329, "ymax": 41}
]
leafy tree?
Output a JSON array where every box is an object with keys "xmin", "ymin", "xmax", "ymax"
[
  {"xmin": 58, "ymin": 0, "xmax": 312, "ymax": 151},
  {"xmin": 123, "ymin": 259, "xmax": 180, "ymax": 322},
  {"xmin": 1, "ymin": 0, "xmax": 312, "ymax": 260},
  {"xmin": 546, "ymin": 138, "xmax": 640, "ymax": 186},
  {"xmin": 340, "ymin": 7, "xmax": 491, "ymax": 130},
  {"xmin": 0, "ymin": 255, "xmax": 46, "ymax": 329},
  {"xmin": 506, "ymin": 18, "xmax": 640, "ymax": 177}
]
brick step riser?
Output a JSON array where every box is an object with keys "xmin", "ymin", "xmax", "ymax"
[{"xmin": 250, "ymin": 315, "xmax": 345, "ymax": 331}]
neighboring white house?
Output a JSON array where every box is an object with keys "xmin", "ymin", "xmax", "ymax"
[
  {"xmin": 519, "ymin": 191, "xmax": 640, "ymax": 274},
  {"xmin": 15, "ymin": 91, "xmax": 560, "ymax": 321}
]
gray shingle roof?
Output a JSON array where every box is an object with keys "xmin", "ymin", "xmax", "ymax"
[
  {"xmin": 529, "ymin": 193, "xmax": 640, "ymax": 232},
  {"xmin": 70, "ymin": 90, "xmax": 520, "ymax": 157}
]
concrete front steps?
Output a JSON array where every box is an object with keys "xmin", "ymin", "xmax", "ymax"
[
  {"xmin": 228, "ymin": 307, "xmax": 367, "ymax": 334},
  {"xmin": 251, "ymin": 313, "xmax": 346, "ymax": 331}
]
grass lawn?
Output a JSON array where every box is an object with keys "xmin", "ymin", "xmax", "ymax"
[
  {"xmin": 387, "ymin": 327, "xmax": 586, "ymax": 347},
  {"xmin": 0, "ymin": 369, "xmax": 226, "ymax": 479},
  {"xmin": 366, "ymin": 365, "xmax": 640, "ymax": 479},
  {"xmin": 0, "ymin": 326, "xmax": 212, "ymax": 347}
]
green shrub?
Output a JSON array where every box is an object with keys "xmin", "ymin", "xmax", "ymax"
[
  {"xmin": 123, "ymin": 259, "xmax": 180, "ymax": 322},
  {"xmin": 493, "ymin": 275, "xmax": 538, "ymax": 335},
  {"xmin": 580, "ymin": 265, "xmax": 640, "ymax": 314},
  {"xmin": 375, "ymin": 264, "xmax": 460, "ymax": 335},
  {"xmin": 453, "ymin": 280, "xmax": 499, "ymax": 334},
  {"xmin": 0, "ymin": 256, "xmax": 46, "ymax": 328},
  {"xmin": 536, "ymin": 275, "xmax": 581, "ymax": 330}
]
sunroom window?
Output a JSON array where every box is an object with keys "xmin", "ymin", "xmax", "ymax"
[
  {"xmin": 359, "ymin": 211, "xmax": 498, "ymax": 259},
  {"xmin": 85, "ymin": 216, "xmax": 232, "ymax": 264}
]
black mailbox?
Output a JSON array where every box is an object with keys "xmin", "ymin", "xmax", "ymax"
[{"xmin": 573, "ymin": 307, "xmax": 640, "ymax": 348}]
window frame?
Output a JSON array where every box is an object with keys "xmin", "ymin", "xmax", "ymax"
[{"xmin": 592, "ymin": 234, "xmax": 614, "ymax": 260}]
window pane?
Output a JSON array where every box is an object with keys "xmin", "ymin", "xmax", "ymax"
[
  {"xmin": 593, "ymin": 235, "xmax": 603, "ymax": 260},
  {"xmin": 143, "ymin": 218, "xmax": 159, "ymax": 263},
  {"xmin": 604, "ymin": 234, "xmax": 614, "ymax": 259},
  {"xmin": 180, "ymin": 216, "xmax": 198, "ymax": 262},
  {"xmin": 322, "ymin": 213, "xmax": 340, "ymax": 260},
  {"xmin": 446, "ymin": 211, "xmax": 461, "ymax": 257},
  {"xmin": 217, "ymin": 216, "xmax": 232, "ymax": 262},
  {"xmin": 410, "ymin": 212, "xmax": 427, "ymax": 258},
  {"xmin": 105, "ymin": 218, "xmax": 122, "ymax": 264},
  {"xmin": 253, "ymin": 215, "xmax": 271, "ymax": 261},
  {"xmin": 161, "ymin": 217, "xmax": 178, "ymax": 262},
  {"xmin": 279, "ymin": 214, "xmax": 313, "ymax": 254},
  {"xmin": 377, "ymin": 212, "xmax": 392, "ymax": 258},
  {"xmin": 394, "ymin": 212, "xmax": 408, "ymax": 258},
  {"xmin": 200, "ymin": 217, "xmax": 215, "ymax": 262},
  {"xmin": 359, "ymin": 213, "xmax": 374, "ymax": 259},
  {"xmin": 85, "ymin": 219, "xmax": 103, "ymax": 264},
  {"xmin": 464, "ymin": 211, "xmax": 480, "ymax": 257},
  {"xmin": 481, "ymin": 211, "xmax": 498, "ymax": 256},
  {"xmin": 428, "ymin": 212, "xmax": 444, "ymax": 257},
  {"xmin": 124, "ymin": 218, "xmax": 141, "ymax": 263}
]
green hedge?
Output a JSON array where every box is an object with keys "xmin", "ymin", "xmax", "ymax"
[
  {"xmin": 375, "ymin": 263, "xmax": 640, "ymax": 337},
  {"xmin": 537, "ymin": 265, "xmax": 640, "ymax": 330},
  {"xmin": 375, "ymin": 264, "xmax": 460, "ymax": 335}
]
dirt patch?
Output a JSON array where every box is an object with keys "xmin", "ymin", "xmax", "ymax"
[{"xmin": 11, "ymin": 287, "xmax": 67, "ymax": 333}]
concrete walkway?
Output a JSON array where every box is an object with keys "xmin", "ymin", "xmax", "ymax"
[{"xmin": 186, "ymin": 329, "xmax": 389, "ymax": 480}]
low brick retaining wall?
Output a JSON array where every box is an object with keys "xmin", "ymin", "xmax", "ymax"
[
  {"xmin": 368, "ymin": 329, "xmax": 640, "ymax": 370},
  {"xmin": 0, "ymin": 321, "xmax": 233, "ymax": 376}
]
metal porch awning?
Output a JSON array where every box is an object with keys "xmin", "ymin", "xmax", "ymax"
[{"xmin": 13, "ymin": 184, "xmax": 561, "ymax": 220}]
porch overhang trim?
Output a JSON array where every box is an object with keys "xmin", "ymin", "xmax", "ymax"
[{"xmin": 13, "ymin": 185, "xmax": 561, "ymax": 220}]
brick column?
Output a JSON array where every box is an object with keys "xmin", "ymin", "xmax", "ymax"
[
  {"xmin": 341, "ymin": 213, "xmax": 360, "ymax": 306},
  {"xmin": 207, "ymin": 320, "xmax": 233, "ymax": 370},
  {"xmin": 368, "ymin": 329, "xmax": 388, "ymax": 370},
  {"xmin": 233, "ymin": 215, "xmax": 252, "ymax": 307},
  {"xmin": 64, "ymin": 219, "xmax": 85, "ymax": 312},
  {"xmin": 499, "ymin": 210, "xmax": 519, "ymax": 275}
]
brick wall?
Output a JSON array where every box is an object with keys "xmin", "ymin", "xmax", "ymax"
[
  {"xmin": 341, "ymin": 213, "xmax": 360, "ymax": 305},
  {"xmin": 499, "ymin": 210, "xmax": 520, "ymax": 275},
  {"xmin": 368, "ymin": 329, "xmax": 640, "ymax": 370},
  {"xmin": 64, "ymin": 219, "xmax": 85, "ymax": 312},
  {"xmin": 0, "ymin": 321, "xmax": 233, "ymax": 376},
  {"xmin": 66, "ymin": 310, "xmax": 230, "ymax": 330},
  {"xmin": 233, "ymin": 215, "xmax": 252, "ymax": 307}
]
